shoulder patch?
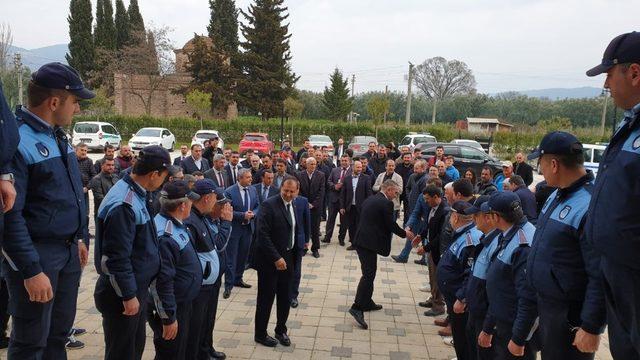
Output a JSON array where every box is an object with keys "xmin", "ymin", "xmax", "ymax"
[
  {"xmin": 559, "ymin": 205, "xmax": 571, "ymax": 220},
  {"xmin": 35, "ymin": 142, "xmax": 49, "ymax": 157},
  {"xmin": 164, "ymin": 220, "xmax": 173, "ymax": 235},
  {"xmin": 123, "ymin": 189, "xmax": 135, "ymax": 205},
  {"xmin": 518, "ymin": 229, "xmax": 529, "ymax": 245},
  {"xmin": 633, "ymin": 134, "xmax": 640, "ymax": 150},
  {"xmin": 465, "ymin": 232, "xmax": 473, "ymax": 246}
]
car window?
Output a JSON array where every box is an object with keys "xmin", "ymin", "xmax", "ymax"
[
  {"xmin": 583, "ymin": 149, "xmax": 593, "ymax": 163},
  {"xmin": 74, "ymin": 123, "xmax": 99, "ymax": 134},
  {"xmin": 196, "ymin": 132, "xmax": 218, "ymax": 139},
  {"xmin": 593, "ymin": 149, "xmax": 604, "ymax": 163},
  {"xmin": 309, "ymin": 135, "xmax": 331, "ymax": 142},
  {"xmin": 400, "ymin": 136, "xmax": 412, "ymax": 146},
  {"xmin": 415, "ymin": 136, "xmax": 435, "ymax": 144},
  {"xmin": 162, "ymin": 130, "xmax": 171, "ymax": 137},
  {"xmin": 443, "ymin": 146, "xmax": 461, "ymax": 157},
  {"xmin": 102, "ymin": 125, "xmax": 117, "ymax": 134},
  {"xmin": 136, "ymin": 129, "xmax": 161, "ymax": 137},
  {"xmin": 460, "ymin": 146, "xmax": 486, "ymax": 160},
  {"xmin": 244, "ymin": 134, "xmax": 266, "ymax": 141}
]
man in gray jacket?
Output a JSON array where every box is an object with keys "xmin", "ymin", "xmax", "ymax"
[{"xmin": 89, "ymin": 157, "xmax": 119, "ymax": 215}]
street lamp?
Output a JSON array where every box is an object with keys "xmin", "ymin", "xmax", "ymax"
[{"xmin": 280, "ymin": 82, "xmax": 287, "ymax": 148}]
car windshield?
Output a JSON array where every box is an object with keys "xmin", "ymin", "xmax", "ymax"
[
  {"xmin": 196, "ymin": 132, "xmax": 218, "ymax": 139},
  {"xmin": 400, "ymin": 137, "xmax": 412, "ymax": 146},
  {"xmin": 352, "ymin": 136, "xmax": 377, "ymax": 144},
  {"xmin": 74, "ymin": 123, "xmax": 99, "ymax": 133},
  {"xmin": 136, "ymin": 129, "xmax": 161, "ymax": 137},
  {"xmin": 244, "ymin": 134, "xmax": 266, "ymax": 141},
  {"xmin": 414, "ymin": 136, "xmax": 435, "ymax": 144},
  {"xmin": 309, "ymin": 135, "xmax": 331, "ymax": 142}
]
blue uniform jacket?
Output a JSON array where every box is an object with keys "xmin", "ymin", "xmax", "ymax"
[
  {"xmin": 485, "ymin": 220, "xmax": 537, "ymax": 346},
  {"xmin": 184, "ymin": 207, "xmax": 232, "ymax": 285},
  {"xmin": 586, "ymin": 103, "xmax": 640, "ymax": 270},
  {"xmin": 4, "ymin": 106, "xmax": 86, "ymax": 278},
  {"xmin": 294, "ymin": 196, "xmax": 311, "ymax": 250},
  {"xmin": 95, "ymin": 174, "xmax": 160, "ymax": 302},
  {"xmin": 464, "ymin": 229, "xmax": 501, "ymax": 316},
  {"xmin": 0, "ymin": 83, "xmax": 18, "ymax": 175},
  {"xmin": 528, "ymin": 172, "xmax": 605, "ymax": 334},
  {"xmin": 150, "ymin": 213, "xmax": 203, "ymax": 324},
  {"xmin": 436, "ymin": 223, "xmax": 482, "ymax": 308}
]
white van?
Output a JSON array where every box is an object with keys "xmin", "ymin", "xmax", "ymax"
[
  {"xmin": 72, "ymin": 121, "xmax": 122, "ymax": 151},
  {"xmin": 583, "ymin": 143, "xmax": 607, "ymax": 177},
  {"xmin": 399, "ymin": 133, "xmax": 437, "ymax": 150}
]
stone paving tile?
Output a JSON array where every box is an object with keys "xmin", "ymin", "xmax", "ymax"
[{"xmin": 331, "ymin": 346, "xmax": 353, "ymax": 357}]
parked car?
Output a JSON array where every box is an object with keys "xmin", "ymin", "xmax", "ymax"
[
  {"xmin": 347, "ymin": 135, "xmax": 378, "ymax": 156},
  {"xmin": 308, "ymin": 134, "xmax": 334, "ymax": 155},
  {"xmin": 418, "ymin": 142, "xmax": 503, "ymax": 176},
  {"xmin": 191, "ymin": 129, "xmax": 225, "ymax": 149},
  {"xmin": 128, "ymin": 127, "xmax": 176, "ymax": 151},
  {"xmin": 582, "ymin": 143, "xmax": 606, "ymax": 177},
  {"xmin": 71, "ymin": 121, "xmax": 122, "ymax": 151},
  {"xmin": 238, "ymin": 132, "xmax": 274, "ymax": 155},
  {"xmin": 450, "ymin": 139, "xmax": 484, "ymax": 152},
  {"xmin": 399, "ymin": 133, "xmax": 437, "ymax": 150}
]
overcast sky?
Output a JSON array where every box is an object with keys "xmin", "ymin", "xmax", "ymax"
[{"xmin": 2, "ymin": 0, "xmax": 636, "ymax": 94}]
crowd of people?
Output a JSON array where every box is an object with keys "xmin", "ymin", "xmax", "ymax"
[{"xmin": 0, "ymin": 31, "xmax": 640, "ymax": 360}]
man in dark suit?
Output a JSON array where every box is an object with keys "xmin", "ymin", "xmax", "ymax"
[
  {"xmin": 173, "ymin": 145, "xmax": 189, "ymax": 166},
  {"xmin": 181, "ymin": 144, "xmax": 211, "ymax": 174},
  {"xmin": 335, "ymin": 137, "xmax": 346, "ymax": 160},
  {"xmin": 290, "ymin": 194, "xmax": 310, "ymax": 308},
  {"xmin": 204, "ymin": 154, "xmax": 230, "ymax": 189},
  {"xmin": 274, "ymin": 159, "xmax": 291, "ymax": 188},
  {"xmin": 296, "ymin": 157, "xmax": 325, "ymax": 258},
  {"xmin": 223, "ymin": 168, "xmax": 259, "ymax": 299},
  {"xmin": 324, "ymin": 154, "xmax": 352, "ymax": 245},
  {"xmin": 348, "ymin": 180, "xmax": 410, "ymax": 329},
  {"xmin": 225, "ymin": 151, "xmax": 242, "ymax": 186},
  {"xmin": 254, "ymin": 178, "xmax": 302, "ymax": 347},
  {"xmin": 514, "ymin": 152, "xmax": 534, "ymax": 186},
  {"xmin": 254, "ymin": 170, "xmax": 279, "ymax": 204},
  {"xmin": 339, "ymin": 160, "xmax": 373, "ymax": 250}
]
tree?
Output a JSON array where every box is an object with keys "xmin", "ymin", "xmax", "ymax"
[
  {"xmin": 0, "ymin": 23, "xmax": 13, "ymax": 72},
  {"xmin": 114, "ymin": 0, "xmax": 130, "ymax": 49},
  {"xmin": 284, "ymin": 96, "xmax": 303, "ymax": 118},
  {"xmin": 413, "ymin": 57, "xmax": 477, "ymax": 124},
  {"xmin": 186, "ymin": 89, "xmax": 212, "ymax": 128},
  {"xmin": 239, "ymin": 0, "xmax": 298, "ymax": 120},
  {"xmin": 102, "ymin": 0, "xmax": 117, "ymax": 49},
  {"xmin": 66, "ymin": 0, "xmax": 94, "ymax": 81},
  {"xmin": 366, "ymin": 95, "xmax": 390, "ymax": 138},
  {"xmin": 127, "ymin": 0, "xmax": 146, "ymax": 45},
  {"xmin": 86, "ymin": 87, "xmax": 114, "ymax": 115},
  {"xmin": 322, "ymin": 68, "xmax": 352, "ymax": 121},
  {"xmin": 208, "ymin": 0, "xmax": 239, "ymax": 55},
  {"xmin": 538, "ymin": 116, "xmax": 573, "ymax": 132}
]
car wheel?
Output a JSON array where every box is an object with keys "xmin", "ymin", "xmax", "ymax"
[{"xmin": 169, "ymin": 142, "xmax": 175, "ymax": 152}]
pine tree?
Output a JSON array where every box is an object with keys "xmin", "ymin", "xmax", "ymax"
[
  {"xmin": 114, "ymin": 0, "xmax": 130, "ymax": 49},
  {"xmin": 94, "ymin": 0, "xmax": 105, "ymax": 46},
  {"xmin": 322, "ymin": 68, "xmax": 352, "ymax": 121},
  {"xmin": 102, "ymin": 0, "xmax": 116, "ymax": 49},
  {"xmin": 66, "ymin": 0, "xmax": 94, "ymax": 81},
  {"xmin": 207, "ymin": 0, "xmax": 239, "ymax": 55},
  {"xmin": 239, "ymin": 0, "xmax": 298, "ymax": 120},
  {"xmin": 127, "ymin": 0, "xmax": 146, "ymax": 45}
]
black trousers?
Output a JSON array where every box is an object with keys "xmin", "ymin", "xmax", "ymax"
[
  {"xmin": 537, "ymin": 297, "xmax": 594, "ymax": 360},
  {"xmin": 0, "ymin": 276, "xmax": 8, "ymax": 338},
  {"xmin": 187, "ymin": 274, "xmax": 223, "ymax": 360},
  {"xmin": 450, "ymin": 310, "xmax": 471, "ymax": 360},
  {"xmin": 467, "ymin": 311, "xmax": 494, "ymax": 360},
  {"xmin": 601, "ymin": 257, "xmax": 640, "ymax": 360},
  {"xmin": 493, "ymin": 321, "xmax": 537, "ymax": 360},
  {"xmin": 352, "ymin": 246, "xmax": 377, "ymax": 311},
  {"xmin": 344, "ymin": 205, "xmax": 361, "ymax": 243},
  {"xmin": 255, "ymin": 250, "xmax": 295, "ymax": 338},
  {"xmin": 148, "ymin": 301, "xmax": 193, "ymax": 360},
  {"xmin": 310, "ymin": 208, "xmax": 321, "ymax": 251},
  {"xmin": 102, "ymin": 296, "xmax": 148, "ymax": 360},
  {"xmin": 290, "ymin": 249, "xmax": 305, "ymax": 301},
  {"xmin": 324, "ymin": 201, "xmax": 346, "ymax": 242}
]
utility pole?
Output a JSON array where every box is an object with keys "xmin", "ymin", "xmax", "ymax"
[
  {"xmin": 405, "ymin": 62, "xmax": 413, "ymax": 125},
  {"xmin": 383, "ymin": 84, "xmax": 388, "ymax": 123},
  {"xmin": 600, "ymin": 89, "xmax": 609, "ymax": 137},
  {"xmin": 349, "ymin": 74, "xmax": 355, "ymax": 122},
  {"xmin": 14, "ymin": 53, "xmax": 22, "ymax": 105}
]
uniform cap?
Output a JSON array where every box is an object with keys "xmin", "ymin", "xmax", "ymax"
[
  {"xmin": 138, "ymin": 145, "xmax": 171, "ymax": 170},
  {"xmin": 486, "ymin": 191, "xmax": 521, "ymax": 215},
  {"xmin": 31, "ymin": 62, "xmax": 95, "ymax": 99},
  {"xmin": 587, "ymin": 32, "xmax": 640, "ymax": 76},
  {"xmin": 193, "ymin": 179, "xmax": 217, "ymax": 195},
  {"xmin": 161, "ymin": 180, "xmax": 200, "ymax": 201},
  {"xmin": 464, "ymin": 195, "xmax": 491, "ymax": 215},
  {"xmin": 527, "ymin": 131, "xmax": 583, "ymax": 160}
]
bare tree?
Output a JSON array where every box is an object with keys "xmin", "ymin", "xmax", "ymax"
[
  {"xmin": 0, "ymin": 23, "xmax": 13, "ymax": 72},
  {"xmin": 413, "ymin": 57, "xmax": 476, "ymax": 123}
]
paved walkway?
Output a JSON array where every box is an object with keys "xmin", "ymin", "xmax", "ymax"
[{"xmin": 0, "ymin": 212, "xmax": 615, "ymax": 360}]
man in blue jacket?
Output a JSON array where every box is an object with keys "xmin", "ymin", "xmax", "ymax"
[
  {"xmin": 0, "ymin": 82, "xmax": 18, "ymax": 242},
  {"xmin": 3, "ymin": 62, "xmax": 94, "ymax": 359},
  {"xmin": 94, "ymin": 145, "xmax": 170, "ymax": 360},
  {"xmin": 527, "ymin": 131, "xmax": 605, "ymax": 359},
  {"xmin": 585, "ymin": 31, "xmax": 640, "ymax": 359}
]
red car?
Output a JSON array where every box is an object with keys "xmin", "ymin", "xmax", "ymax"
[{"xmin": 239, "ymin": 132, "xmax": 274, "ymax": 155}]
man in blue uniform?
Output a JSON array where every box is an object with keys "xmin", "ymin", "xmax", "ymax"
[
  {"xmin": 0, "ymin": 81, "xmax": 18, "ymax": 242},
  {"xmin": 527, "ymin": 131, "xmax": 605, "ymax": 359},
  {"xmin": 482, "ymin": 192, "xmax": 538, "ymax": 359},
  {"xmin": 3, "ymin": 62, "xmax": 94, "ymax": 359},
  {"xmin": 585, "ymin": 31, "xmax": 640, "ymax": 359},
  {"xmin": 148, "ymin": 181, "xmax": 202, "ymax": 360},
  {"xmin": 462, "ymin": 195, "xmax": 499, "ymax": 360},
  {"xmin": 94, "ymin": 145, "xmax": 170, "ymax": 360},
  {"xmin": 436, "ymin": 200, "xmax": 482, "ymax": 360},
  {"xmin": 185, "ymin": 181, "xmax": 232, "ymax": 360}
]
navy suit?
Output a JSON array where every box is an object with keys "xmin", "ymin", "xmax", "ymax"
[
  {"xmin": 224, "ymin": 183, "xmax": 259, "ymax": 291},
  {"xmin": 290, "ymin": 196, "xmax": 311, "ymax": 301},
  {"xmin": 204, "ymin": 168, "xmax": 231, "ymax": 189},
  {"xmin": 173, "ymin": 155, "xmax": 188, "ymax": 166},
  {"xmin": 325, "ymin": 166, "xmax": 352, "ymax": 243},
  {"xmin": 225, "ymin": 163, "xmax": 242, "ymax": 185},
  {"xmin": 180, "ymin": 156, "xmax": 210, "ymax": 174},
  {"xmin": 253, "ymin": 183, "xmax": 279, "ymax": 204}
]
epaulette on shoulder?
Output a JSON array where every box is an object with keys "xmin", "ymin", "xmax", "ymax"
[
  {"xmin": 518, "ymin": 229, "xmax": 529, "ymax": 246},
  {"xmin": 465, "ymin": 232, "xmax": 473, "ymax": 246},
  {"xmin": 123, "ymin": 189, "xmax": 135, "ymax": 206},
  {"xmin": 164, "ymin": 220, "xmax": 173, "ymax": 235}
]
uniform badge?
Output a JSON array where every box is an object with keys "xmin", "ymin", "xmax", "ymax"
[
  {"xmin": 35, "ymin": 142, "xmax": 49, "ymax": 157},
  {"xmin": 633, "ymin": 135, "xmax": 640, "ymax": 150},
  {"xmin": 559, "ymin": 205, "xmax": 571, "ymax": 220}
]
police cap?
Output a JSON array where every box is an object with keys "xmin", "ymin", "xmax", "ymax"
[
  {"xmin": 193, "ymin": 179, "xmax": 217, "ymax": 195},
  {"xmin": 486, "ymin": 191, "xmax": 521, "ymax": 215},
  {"xmin": 527, "ymin": 131, "xmax": 583, "ymax": 160},
  {"xmin": 161, "ymin": 180, "xmax": 200, "ymax": 201},
  {"xmin": 138, "ymin": 145, "xmax": 171, "ymax": 170},
  {"xmin": 464, "ymin": 195, "xmax": 491, "ymax": 215},
  {"xmin": 31, "ymin": 62, "xmax": 95, "ymax": 99},
  {"xmin": 587, "ymin": 32, "xmax": 640, "ymax": 77}
]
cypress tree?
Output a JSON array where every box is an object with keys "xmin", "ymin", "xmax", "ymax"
[
  {"xmin": 239, "ymin": 0, "xmax": 298, "ymax": 120},
  {"xmin": 94, "ymin": 0, "xmax": 105, "ymax": 47},
  {"xmin": 127, "ymin": 0, "xmax": 146, "ymax": 45},
  {"xmin": 102, "ymin": 0, "xmax": 116, "ymax": 49},
  {"xmin": 207, "ymin": 0, "xmax": 239, "ymax": 55},
  {"xmin": 114, "ymin": 0, "xmax": 130, "ymax": 49},
  {"xmin": 322, "ymin": 68, "xmax": 353, "ymax": 121},
  {"xmin": 66, "ymin": 0, "xmax": 94, "ymax": 81}
]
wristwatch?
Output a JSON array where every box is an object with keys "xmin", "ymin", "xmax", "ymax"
[{"xmin": 0, "ymin": 173, "xmax": 14, "ymax": 184}]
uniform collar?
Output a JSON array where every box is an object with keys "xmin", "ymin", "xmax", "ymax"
[
  {"xmin": 624, "ymin": 101, "xmax": 640, "ymax": 120},
  {"xmin": 557, "ymin": 170, "xmax": 594, "ymax": 198},
  {"xmin": 16, "ymin": 105, "xmax": 54, "ymax": 133},
  {"xmin": 454, "ymin": 222, "xmax": 475, "ymax": 236},
  {"xmin": 159, "ymin": 212, "xmax": 185, "ymax": 227},
  {"xmin": 123, "ymin": 173, "xmax": 147, "ymax": 197}
]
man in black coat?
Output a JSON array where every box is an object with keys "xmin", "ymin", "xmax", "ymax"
[
  {"xmin": 253, "ymin": 178, "xmax": 301, "ymax": 347},
  {"xmin": 339, "ymin": 161, "xmax": 373, "ymax": 250},
  {"xmin": 348, "ymin": 180, "xmax": 410, "ymax": 329},
  {"xmin": 181, "ymin": 144, "xmax": 211, "ymax": 174},
  {"xmin": 296, "ymin": 157, "xmax": 325, "ymax": 258},
  {"xmin": 514, "ymin": 152, "xmax": 534, "ymax": 186},
  {"xmin": 324, "ymin": 154, "xmax": 352, "ymax": 245}
]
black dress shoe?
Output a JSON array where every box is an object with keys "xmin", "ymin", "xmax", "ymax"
[
  {"xmin": 418, "ymin": 300, "xmax": 433, "ymax": 308},
  {"xmin": 223, "ymin": 289, "xmax": 231, "ymax": 299},
  {"xmin": 211, "ymin": 350, "xmax": 226, "ymax": 359},
  {"xmin": 391, "ymin": 255, "xmax": 408, "ymax": 263},
  {"xmin": 346, "ymin": 245, "xmax": 355, "ymax": 251},
  {"xmin": 339, "ymin": 239, "xmax": 345, "ymax": 246},
  {"xmin": 321, "ymin": 238, "xmax": 330, "ymax": 243},
  {"xmin": 348, "ymin": 308, "xmax": 368, "ymax": 329},
  {"xmin": 424, "ymin": 308, "xmax": 445, "ymax": 316},
  {"xmin": 290, "ymin": 298, "xmax": 299, "ymax": 308},
  {"xmin": 254, "ymin": 335, "xmax": 278, "ymax": 347},
  {"xmin": 235, "ymin": 281, "xmax": 252, "ymax": 288},
  {"xmin": 275, "ymin": 333, "xmax": 291, "ymax": 346},
  {"xmin": 414, "ymin": 259, "xmax": 427, "ymax": 265},
  {"xmin": 362, "ymin": 304, "xmax": 383, "ymax": 311},
  {"xmin": 312, "ymin": 251, "xmax": 320, "ymax": 258}
]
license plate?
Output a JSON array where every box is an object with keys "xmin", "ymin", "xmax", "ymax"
[{"xmin": 80, "ymin": 138, "xmax": 92, "ymax": 143}]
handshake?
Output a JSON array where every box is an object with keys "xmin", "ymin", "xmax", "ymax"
[{"xmin": 405, "ymin": 227, "xmax": 423, "ymax": 248}]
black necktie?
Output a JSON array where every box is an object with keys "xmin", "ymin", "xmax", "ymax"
[
  {"xmin": 232, "ymin": 167, "xmax": 237, "ymax": 183},
  {"xmin": 286, "ymin": 203, "xmax": 294, "ymax": 249},
  {"xmin": 243, "ymin": 188, "xmax": 249, "ymax": 211}
]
